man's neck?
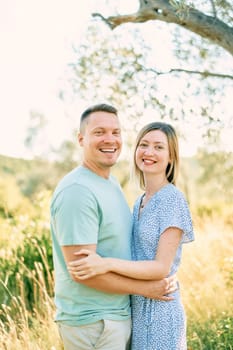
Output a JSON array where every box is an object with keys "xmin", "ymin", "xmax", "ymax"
[{"xmin": 82, "ymin": 161, "xmax": 111, "ymax": 179}]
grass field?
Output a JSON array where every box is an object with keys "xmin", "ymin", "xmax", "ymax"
[{"xmin": 0, "ymin": 193, "xmax": 232, "ymax": 350}]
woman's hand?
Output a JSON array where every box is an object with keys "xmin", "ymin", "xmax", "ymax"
[{"xmin": 67, "ymin": 249, "xmax": 109, "ymax": 279}]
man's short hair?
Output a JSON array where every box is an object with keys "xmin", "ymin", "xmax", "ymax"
[{"xmin": 80, "ymin": 103, "xmax": 118, "ymax": 132}]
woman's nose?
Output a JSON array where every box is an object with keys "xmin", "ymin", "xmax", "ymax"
[{"xmin": 144, "ymin": 146, "xmax": 154, "ymax": 155}]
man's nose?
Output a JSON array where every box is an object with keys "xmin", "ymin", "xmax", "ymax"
[{"xmin": 103, "ymin": 133, "xmax": 115, "ymax": 142}]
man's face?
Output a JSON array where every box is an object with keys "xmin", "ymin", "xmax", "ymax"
[{"xmin": 78, "ymin": 111, "xmax": 122, "ymax": 176}]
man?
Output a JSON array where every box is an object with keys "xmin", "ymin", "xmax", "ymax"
[{"xmin": 50, "ymin": 103, "xmax": 175, "ymax": 350}]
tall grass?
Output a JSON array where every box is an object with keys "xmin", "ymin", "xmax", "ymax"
[
  {"xmin": 0, "ymin": 234, "xmax": 62, "ymax": 350},
  {"xmin": 0, "ymin": 193, "xmax": 232, "ymax": 349},
  {"xmin": 179, "ymin": 214, "xmax": 233, "ymax": 349},
  {"xmin": 0, "ymin": 191, "xmax": 62, "ymax": 350}
]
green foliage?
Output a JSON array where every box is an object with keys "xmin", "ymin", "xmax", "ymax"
[
  {"xmin": 19, "ymin": 161, "xmax": 59, "ymax": 197},
  {"xmin": 194, "ymin": 201, "xmax": 233, "ymax": 229},
  {"xmin": 0, "ymin": 231, "xmax": 53, "ymax": 313},
  {"xmin": 60, "ymin": 16, "xmax": 232, "ymax": 156},
  {"xmin": 0, "ymin": 189, "xmax": 53, "ymax": 317},
  {"xmin": 0, "ymin": 154, "xmax": 32, "ymax": 175},
  {"xmin": 24, "ymin": 111, "xmax": 48, "ymax": 157},
  {"xmin": 0, "ymin": 154, "xmax": 45, "ymax": 198},
  {"xmin": 0, "ymin": 191, "xmax": 59, "ymax": 348},
  {"xmin": 188, "ymin": 313, "xmax": 233, "ymax": 349},
  {"xmin": 0, "ymin": 154, "xmax": 73, "ymax": 199},
  {"xmin": 66, "ymin": 22, "xmax": 167, "ymax": 147},
  {"xmin": 0, "ymin": 174, "xmax": 34, "ymax": 218},
  {"xmin": 197, "ymin": 149, "xmax": 233, "ymax": 202},
  {"xmin": 0, "ymin": 153, "xmax": 233, "ymax": 347}
]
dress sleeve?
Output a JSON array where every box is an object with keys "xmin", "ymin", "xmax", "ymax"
[
  {"xmin": 158, "ymin": 189, "xmax": 194, "ymax": 244},
  {"xmin": 53, "ymin": 184, "xmax": 99, "ymax": 246}
]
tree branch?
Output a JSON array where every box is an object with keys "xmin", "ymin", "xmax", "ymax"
[
  {"xmin": 146, "ymin": 67, "xmax": 233, "ymax": 80},
  {"xmin": 209, "ymin": 0, "xmax": 217, "ymax": 17},
  {"xmin": 93, "ymin": 0, "xmax": 233, "ymax": 56},
  {"xmin": 92, "ymin": 13, "xmax": 114, "ymax": 29}
]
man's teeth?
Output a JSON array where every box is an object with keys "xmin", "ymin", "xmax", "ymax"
[{"xmin": 100, "ymin": 149, "xmax": 115, "ymax": 153}]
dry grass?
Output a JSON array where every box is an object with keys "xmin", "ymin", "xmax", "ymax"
[
  {"xmin": 0, "ymin": 207, "xmax": 232, "ymax": 349},
  {"xmin": 0, "ymin": 299, "xmax": 62, "ymax": 350},
  {"xmin": 0, "ymin": 236, "xmax": 63, "ymax": 350},
  {"xmin": 179, "ymin": 216, "xmax": 233, "ymax": 320}
]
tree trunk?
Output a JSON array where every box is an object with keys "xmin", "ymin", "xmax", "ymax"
[{"xmin": 93, "ymin": 0, "xmax": 233, "ymax": 56}]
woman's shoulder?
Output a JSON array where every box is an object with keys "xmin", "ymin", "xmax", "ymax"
[{"xmin": 160, "ymin": 184, "xmax": 187, "ymax": 203}]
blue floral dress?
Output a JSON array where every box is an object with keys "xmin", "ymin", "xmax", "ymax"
[{"xmin": 131, "ymin": 184, "xmax": 194, "ymax": 350}]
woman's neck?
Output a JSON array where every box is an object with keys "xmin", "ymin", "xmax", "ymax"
[
  {"xmin": 144, "ymin": 176, "xmax": 169, "ymax": 199},
  {"xmin": 140, "ymin": 176, "xmax": 169, "ymax": 210}
]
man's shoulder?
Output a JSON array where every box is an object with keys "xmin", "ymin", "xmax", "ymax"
[
  {"xmin": 51, "ymin": 166, "xmax": 86, "ymax": 205},
  {"xmin": 55, "ymin": 166, "xmax": 81, "ymax": 190}
]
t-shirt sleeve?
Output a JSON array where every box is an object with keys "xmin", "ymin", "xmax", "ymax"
[
  {"xmin": 53, "ymin": 184, "xmax": 100, "ymax": 246},
  {"xmin": 159, "ymin": 190, "xmax": 194, "ymax": 244}
]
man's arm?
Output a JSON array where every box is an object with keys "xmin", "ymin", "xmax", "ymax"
[
  {"xmin": 68, "ymin": 228, "xmax": 182, "ymax": 280},
  {"xmin": 62, "ymin": 244, "xmax": 176, "ymax": 300}
]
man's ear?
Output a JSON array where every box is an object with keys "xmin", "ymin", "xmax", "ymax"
[{"xmin": 78, "ymin": 133, "xmax": 84, "ymax": 146}]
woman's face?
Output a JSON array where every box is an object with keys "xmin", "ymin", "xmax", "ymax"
[{"xmin": 135, "ymin": 129, "xmax": 170, "ymax": 177}]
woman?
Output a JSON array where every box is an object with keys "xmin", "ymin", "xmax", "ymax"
[{"xmin": 68, "ymin": 122, "xmax": 194, "ymax": 350}]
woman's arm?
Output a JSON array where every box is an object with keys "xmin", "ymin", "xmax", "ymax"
[
  {"xmin": 68, "ymin": 227, "xmax": 182, "ymax": 280},
  {"xmin": 63, "ymin": 243, "xmax": 177, "ymax": 300}
]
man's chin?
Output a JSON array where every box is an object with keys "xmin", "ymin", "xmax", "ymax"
[
  {"xmin": 102, "ymin": 159, "xmax": 118, "ymax": 167},
  {"xmin": 106, "ymin": 161, "xmax": 117, "ymax": 167}
]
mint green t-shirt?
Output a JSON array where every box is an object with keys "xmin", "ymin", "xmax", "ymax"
[{"xmin": 50, "ymin": 166, "xmax": 132, "ymax": 325}]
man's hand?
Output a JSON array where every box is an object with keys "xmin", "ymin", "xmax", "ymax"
[{"xmin": 143, "ymin": 274, "xmax": 178, "ymax": 301}]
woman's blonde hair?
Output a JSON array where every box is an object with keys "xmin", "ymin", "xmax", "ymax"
[{"xmin": 133, "ymin": 122, "xmax": 179, "ymax": 190}]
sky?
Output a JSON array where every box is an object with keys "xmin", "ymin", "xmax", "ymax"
[
  {"xmin": 0, "ymin": 0, "xmax": 148, "ymax": 159},
  {"xmin": 0, "ymin": 0, "xmax": 232, "ymax": 159},
  {"xmin": 0, "ymin": 0, "xmax": 96, "ymax": 158}
]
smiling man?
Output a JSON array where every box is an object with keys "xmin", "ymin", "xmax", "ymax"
[
  {"xmin": 50, "ymin": 103, "xmax": 175, "ymax": 350},
  {"xmin": 78, "ymin": 105, "xmax": 122, "ymax": 178}
]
